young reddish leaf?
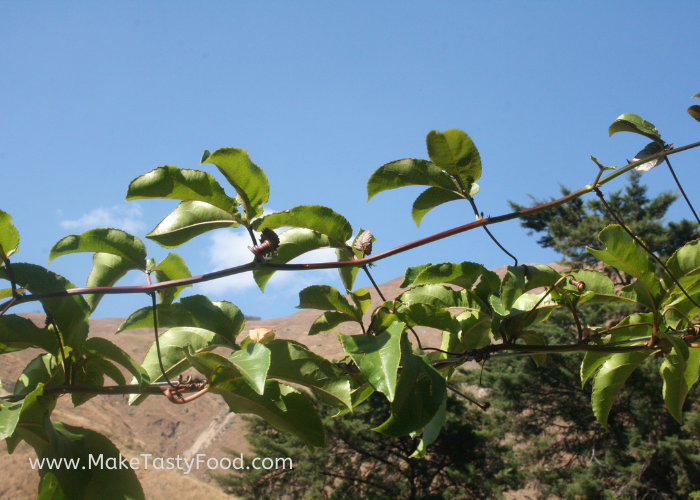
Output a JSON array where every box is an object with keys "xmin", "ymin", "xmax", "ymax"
[{"xmin": 354, "ymin": 229, "xmax": 373, "ymax": 256}]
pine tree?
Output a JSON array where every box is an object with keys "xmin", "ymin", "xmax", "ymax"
[
  {"xmin": 215, "ymin": 389, "xmax": 522, "ymax": 500},
  {"xmin": 481, "ymin": 172, "xmax": 700, "ymax": 499}
]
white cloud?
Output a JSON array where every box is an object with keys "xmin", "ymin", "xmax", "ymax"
[
  {"xmin": 60, "ymin": 203, "xmax": 145, "ymax": 234},
  {"xmin": 197, "ymin": 228, "xmax": 340, "ymax": 296}
]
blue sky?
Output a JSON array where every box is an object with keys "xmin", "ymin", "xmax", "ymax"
[{"xmin": 2, "ymin": 1, "xmax": 699, "ymax": 321}]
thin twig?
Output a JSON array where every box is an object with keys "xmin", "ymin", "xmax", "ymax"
[
  {"xmin": 44, "ymin": 307, "xmax": 70, "ymax": 385},
  {"xmin": 0, "ymin": 381, "xmax": 208, "ymax": 402},
  {"xmin": 446, "ymin": 384, "xmax": 490, "ymax": 411},
  {"xmin": 150, "ymin": 291, "xmax": 177, "ymax": 389},
  {"xmin": 466, "ymin": 196, "xmax": 518, "ymax": 265},
  {"xmin": 664, "ymin": 156, "xmax": 700, "ymax": 224},
  {"xmin": 0, "ymin": 295, "xmax": 17, "ymax": 316}
]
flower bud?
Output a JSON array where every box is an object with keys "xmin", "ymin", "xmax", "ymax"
[{"xmin": 249, "ymin": 327, "xmax": 275, "ymax": 344}]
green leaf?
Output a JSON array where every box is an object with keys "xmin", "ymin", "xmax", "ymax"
[
  {"xmin": 212, "ymin": 379, "xmax": 325, "ymax": 451},
  {"xmin": 203, "ymin": 147, "xmax": 270, "ymax": 222},
  {"xmin": 411, "ymin": 187, "xmax": 464, "ymax": 227},
  {"xmin": 351, "ymin": 288, "xmax": 371, "ymax": 316},
  {"xmin": 401, "ymin": 264, "xmax": 431, "ymax": 288},
  {"xmin": 151, "ymin": 253, "xmax": 192, "ymax": 305},
  {"xmin": 561, "ymin": 269, "xmax": 617, "ymax": 306},
  {"xmin": 591, "ymin": 350, "xmax": 652, "ymax": 428},
  {"xmin": 580, "ymin": 314, "xmax": 654, "ymax": 388},
  {"xmin": 49, "ymin": 228, "xmax": 147, "ymax": 270},
  {"xmin": 253, "ymin": 205, "xmax": 352, "ymax": 247},
  {"xmin": 338, "ymin": 322, "xmax": 403, "ymax": 401},
  {"xmin": 85, "ymin": 253, "xmax": 140, "ymax": 312},
  {"xmin": 253, "ymin": 228, "xmax": 345, "ymax": 292},
  {"xmin": 0, "ymin": 264, "xmax": 89, "ymax": 349},
  {"xmin": 309, "ymin": 311, "xmax": 357, "ymax": 335},
  {"xmin": 14, "ymin": 354, "xmax": 64, "ymax": 396},
  {"xmin": 117, "ymin": 303, "xmax": 194, "ymax": 333},
  {"xmin": 37, "ymin": 472, "xmax": 66, "ymax": 500},
  {"xmin": 265, "ymin": 339, "xmax": 352, "ymax": 409},
  {"xmin": 88, "ymin": 358, "xmax": 126, "ymax": 387},
  {"xmin": 403, "ymin": 261, "xmax": 492, "ymax": 290},
  {"xmin": 0, "ymin": 314, "xmax": 59, "ymax": 355},
  {"xmin": 518, "ymin": 331, "xmax": 547, "ymax": 367},
  {"xmin": 0, "ymin": 398, "xmax": 23, "ymax": 440},
  {"xmin": 0, "ymin": 208, "xmax": 20, "ymax": 261},
  {"xmin": 374, "ymin": 335, "xmax": 446, "ymax": 437},
  {"xmin": 6, "ymin": 384, "xmax": 56, "ymax": 455},
  {"xmin": 117, "ymin": 295, "xmax": 245, "ymax": 345},
  {"xmin": 500, "ymin": 264, "xmax": 561, "ymax": 311},
  {"xmin": 145, "ymin": 200, "xmax": 240, "ymax": 248},
  {"xmin": 201, "ymin": 150, "xmax": 211, "ymax": 163},
  {"xmin": 49, "ymin": 423, "xmax": 146, "ymax": 500},
  {"xmin": 228, "ymin": 342, "xmax": 271, "ymax": 395},
  {"xmin": 665, "ymin": 238, "xmax": 700, "ymax": 292},
  {"xmin": 298, "ymin": 285, "xmax": 361, "ymax": 321},
  {"xmin": 426, "ymin": 129, "xmax": 482, "ymax": 188},
  {"xmin": 409, "ymin": 393, "xmax": 447, "ymax": 459},
  {"xmin": 83, "ymin": 337, "xmax": 150, "ymax": 391},
  {"xmin": 335, "ymin": 247, "xmax": 359, "ymax": 293},
  {"xmin": 367, "ymin": 158, "xmax": 458, "ymax": 201},
  {"xmin": 396, "ymin": 303, "xmax": 460, "ymax": 335},
  {"xmin": 398, "ymin": 283, "xmax": 474, "ymax": 309},
  {"xmin": 608, "ymin": 113, "xmax": 663, "ymax": 144},
  {"xmin": 128, "ymin": 327, "xmax": 230, "ymax": 406},
  {"xmin": 490, "ymin": 292, "xmax": 557, "ymax": 339},
  {"xmin": 70, "ymin": 358, "xmax": 105, "ymax": 406},
  {"xmin": 126, "ymin": 165, "xmax": 239, "ymax": 214},
  {"xmin": 659, "ymin": 333, "xmax": 690, "ymax": 424},
  {"xmin": 688, "ymin": 105, "xmax": 700, "ymax": 123},
  {"xmin": 439, "ymin": 309, "xmax": 491, "ymax": 370},
  {"xmin": 587, "ymin": 225, "xmax": 665, "ymax": 311}
]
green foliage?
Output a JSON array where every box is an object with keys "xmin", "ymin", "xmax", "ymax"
[{"xmin": 2, "ymin": 94, "xmax": 700, "ymax": 499}]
